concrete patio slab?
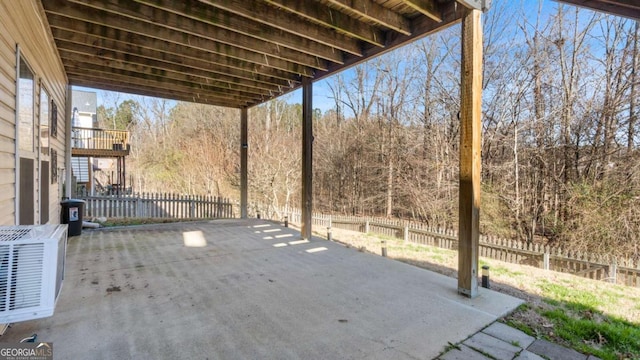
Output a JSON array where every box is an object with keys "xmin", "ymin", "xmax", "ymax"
[
  {"xmin": 514, "ymin": 350, "xmax": 546, "ymax": 360},
  {"xmin": 482, "ymin": 322, "xmax": 535, "ymax": 349},
  {"xmin": 463, "ymin": 332, "xmax": 521, "ymax": 360},
  {"xmin": 1, "ymin": 219, "xmax": 522, "ymax": 359},
  {"xmin": 439, "ymin": 345, "xmax": 488, "ymax": 360},
  {"xmin": 528, "ymin": 339, "xmax": 588, "ymax": 360}
]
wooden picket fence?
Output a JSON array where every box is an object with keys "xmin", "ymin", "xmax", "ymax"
[
  {"xmin": 80, "ymin": 193, "xmax": 234, "ymax": 219},
  {"xmin": 254, "ymin": 205, "xmax": 640, "ymax": 288}
]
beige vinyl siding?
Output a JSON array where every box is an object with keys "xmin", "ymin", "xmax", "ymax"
[
  {"xmin": 0, "ymin": 0, "xmax": 68, "ymax": 225},
  {"xmin": 0, "ymin": 7, "xmax": 15, "ymax": 199}
]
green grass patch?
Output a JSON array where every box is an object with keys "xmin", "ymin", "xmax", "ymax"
[
  {"xmin": 537, "ymin": 280, "xmax": 607, "ymax": 309},
  {"xmin": 517, "ymin": 303, "xmax": 531, "ymax": 311},
  {"xmin": 397, "ymin": 244, "xmax": 430, "ymax": 253},
  {"xmin": 524, "ymin": 280, "xmax": 640, "ymax": 359},
  {"xmin": 503, "ymin": 319, "xmax": 536, "ymax": 337},
  {"xmin": 365, "ymin": 233, "xmax": 397, "ymax": 241},
  {"xmin": 541, "ymin": 308, "xmax": 640, "ymax": 360},
  {"xmin": 491, "ymin": 265, "xmax": 525, "ymax": 277}
]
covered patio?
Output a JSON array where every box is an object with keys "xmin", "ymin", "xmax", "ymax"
[
  {"xmin": 2, "ymin": 1, "xmax": 638, "ymax": 356},
  {"xmin": 42, "ymin": 0, "xmax": 488, "ymax": 296},
  {"xmin": 41, "ymin": 0, "xmax": 638, "ymax": 299},
  {"xmin": 2, "ymin": 221, "xmax": 520, "ymax": 358}
]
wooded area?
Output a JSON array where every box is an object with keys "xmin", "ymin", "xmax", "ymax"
[{"xmin": 94, "ymin": 1, "xmax": 640, "ymax": 260}]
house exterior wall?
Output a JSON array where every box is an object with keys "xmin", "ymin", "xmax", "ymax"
[{"xmin": 0, "ymin": 0, "xmax": 68, "ymax": 225}]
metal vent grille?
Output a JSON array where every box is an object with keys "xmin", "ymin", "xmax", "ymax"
[
  {"xmin": 0, "ymin": 228, "xmax": 31, "ymax": 242},
  {"xmin": 0, "ymin": 243, "xmax": 44, "ymax": 312}
]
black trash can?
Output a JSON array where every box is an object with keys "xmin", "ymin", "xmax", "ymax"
[{"xmin": 61, "ymin": 199, "xmax": 85, "ymax": 236}]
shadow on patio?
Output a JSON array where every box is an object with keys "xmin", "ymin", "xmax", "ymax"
[{"xmin": 3, "ymin": 219, "xmax": 521, "ymax": 359}]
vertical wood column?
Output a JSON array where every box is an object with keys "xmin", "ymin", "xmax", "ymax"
[
  {"xmin": 65, "ymin": 84, "xmax": 72, "ymax": 199},
  {"xmin": 301, "ymin": 78, "xmax": 313, "ymax": 240},
  {"xmin": 458, "ymin": 8, "xmax": 483, "ymax": 298},
  {"xmin": 240, "ymin": 107, "xmax": 248, "ymax": 218}
]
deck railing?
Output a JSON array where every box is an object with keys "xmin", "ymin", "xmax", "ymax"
[
  {"xmin": 80, "ymin": 193, "xmax": 234, "ymax": 219},
  {"xmin": 72, "ymin": 127, "xmax": 129, "ymax": 151}
]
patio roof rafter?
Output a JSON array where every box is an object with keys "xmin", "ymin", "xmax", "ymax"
[
  {"xmin": 324, "ymin": 0, "xmax": 412, "ymax": 35},
  {"xmin": 62, "ymin": 0, "xmax": 343, "ymax": 65},
  {"xmin": 69, "ymin": 77, "xmax": 251, "ymax": 108},
  {"xmin": 65, "ymin": 66, "xmax": 265, "ymax": 101},
  {"xmin": 46, "ymin": 13, "xmax": 317, "ymax": 77},
  {"xmin": 50, "ymin": 27, "xmax": 311, "ymax": 82},
  {"xmin": 401, "ymin": 0, "xmax": 444, "ymax": 22},
  {"xmin": 43, "ymin": 0, "xmax": 486, "ymax": 107},
  {"xmin": 557, "ymin": 0, "xmax": 640, "ymax": 20},
  {"xmin": 181, "ymin": 0, "xmax": 363, "ymax": 55},
  {"xmin": 57, "ymin": 47, "xmax": 285, "ymax": 94},
  {"xmin": 262, "ymin": 0, "xmax": 386, "ymax": 47}
]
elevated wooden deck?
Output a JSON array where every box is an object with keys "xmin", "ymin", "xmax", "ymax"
[{"xmin": 71, "ymin": 127, "xmax": 130, "ymax": 158}]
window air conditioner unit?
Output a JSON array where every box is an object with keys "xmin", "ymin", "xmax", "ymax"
[{"xmin": 0, "ymin": 225, "xmax": 68, "ymax": 323}]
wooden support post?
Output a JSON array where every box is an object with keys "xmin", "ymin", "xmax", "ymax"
[
  {"xmin": 240, "ymin": 107, "xmax": 248, "ymax": 218},
  {"xmin": 458, "ymin": 8, "xmax": 483, "ymax": 298},
  {"xmin": 122, "ymin": 156, "xmax": 126, "ymax": 194},
  {"xmin": 301, "ymin": 78, "xmax": 313, "ymax": 240},
  {"xmin": 64, "ymin": 84, "xmax": 72, "ymax": 199}
]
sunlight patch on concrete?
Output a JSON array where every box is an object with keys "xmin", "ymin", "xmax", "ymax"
[
  {"xmin": 275, "ymin": 234, "xmax": 293, "ymax": 239},
  {"xmin": 182, "ymin": 230, "xmax": 207, "ymax": 247},
  {"xmin": 288, "ymin": 240, "xmax": 309, "ymax": 245}
]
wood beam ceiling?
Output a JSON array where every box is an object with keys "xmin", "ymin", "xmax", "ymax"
[
  {"xmin": 263, "ymin": 0, "xmax": 385, "ymax": 47},
  {"xmin": 49, "ymin": 0, "xmax": 330, "ymax": 68},
  {"xmin": 184, "ymin": 0, "xmax": 362, "ymax": 55},
  {"xmin": 557, "ymin": 0, "xmax": 640, "ymax": 20},
  {"xmin": 68, "ymin": 76, "xmax": 250, "ymax": 107},
  {"xmin": 52, "ymin": 32, "xmax": 294, "ymax": 90},
  {"xmin": 314, "ymin": 0, "xmax": 461, "ymax": 81},
  {"xmin": 82, "ymin": 0, "xmax": 348, "ymax": 62},
  {"xmin": 47, "ymin": 14, "xmax": 313, "ymax": 77},
  {"xmin": 42, "ymin": 0, "xmax": 467, "ymax": 108},
  {"xmin": 401, "ymin": 0, "xmax": 443, "ymax": 22},
  {"xmin": 324, "ymin": 0, "xmax": 412, "ymax": 35}
]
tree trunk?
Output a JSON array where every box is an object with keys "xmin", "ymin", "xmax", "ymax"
[{"xmin": 629, "ymin": 22, "xmax": 639, "ymax": 152}]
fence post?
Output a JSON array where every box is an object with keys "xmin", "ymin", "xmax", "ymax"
[
  {"xmin": 189, "ymin": 197, "xmax": 195, "ymax": 218},
  {"xmin": 403, "ymin": 226, "xmax": 409, "ymax": 243},
  {"xmin": 609, "ymin": 258, "xmax": 617, "ymax": 284},
  {"xmin": 543, "ymin": 252, "xmax": 550, "ymax": 270},
  {"xmin": 365, "ymin": 220, "xmax": 370, "ymax": 234},
  {"xmin": 136, "ymin": 197, "xmax": 142, "ymax": 217}
]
